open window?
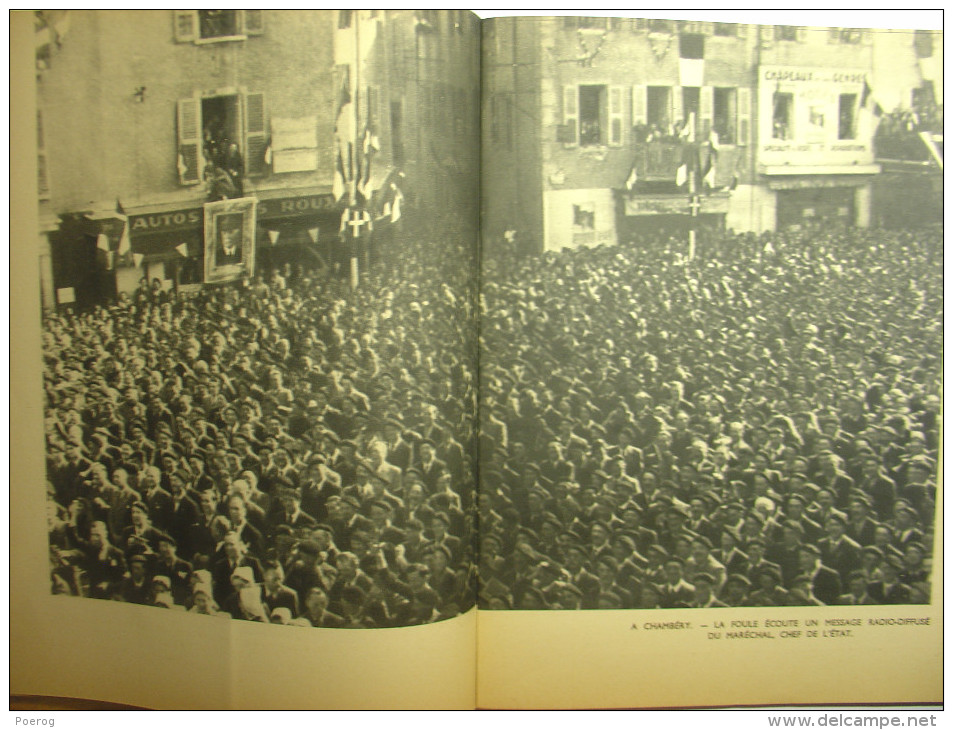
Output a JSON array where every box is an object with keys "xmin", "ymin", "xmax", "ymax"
[
  {"xmin": 838, "ymin": 94, "xmax": 857, "ymax": 140},
  {"xmin": 176, "ymin": 91, "xmax": 268, "ymax": 187},
  {"xmin": 573, "ymin": 203, "xmax": 595, "ymax": 230},
  {"xmin": 713, "ymin": 87, "xmax": 737, "ymax": 144},
  {"xmin": 646, "ymin": 86, "xmax": 671, "ymax": 131},
  {"xmin": 578, "ymin": 85, "xmax": 607, "ymax": 146},
  {"xmin": 173, "ymin": 10, "xmax": 264, "ymax": 43},
  {"xmin": 773, "ymin": 92, "xmax": 794, "ymax": 140}
]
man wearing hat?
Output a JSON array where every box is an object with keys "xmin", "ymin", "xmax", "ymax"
[
  {"xmin": 817, "ymin": 513, "xmax": 863, "ymax": 585},
  {"xmin": 721, "ymin": 574, "xmax": 752, "ymax": 607},
  {"xmin": 211, "ymin": 531, "xmax": 263, "ymax": 606},
  {"xmin": 120, "ymin": 500, "xmax": 165, "ymax": 560},
  {"xmin": 415, "ymin": 439, "xmax": 447, "ymax": 494},
  {"xmin": 381, "ymin": 418, "xmax": 413, "ymax": 472},
  {"xmin": 866, "ymin": 555, "xmax": 912, "ymax": 604},
  {"xmin": 746, "ymin": 565, "xmax": 791, "ymax": 607},
  {"xmin": 284, "ymin": 539, "xmax": 334, "ymax": 606},
  {"xmin": 260, "ymin": 560, "xmax": 300, "ymax": 618},
  {"xmin": 690, "ymin": 573, "xmax": 728, "ymax": 608},
  {"xmin": 119, "ymin": 553, "xmax": 153, "ymax": 604},
  {"xmin": 797, "ymin": 544, "xmax": 841, "ymax": 606},
  {"xmin": 836, "ymin": 570, "xmax": 877, "ymax": 605},
  {"xmin": 152, "ymin": 533, "xmax": 193, "ymax": 606},
  {"xmin": 657, "ymin": 557, "xmax": 694, "ymax": 609}
]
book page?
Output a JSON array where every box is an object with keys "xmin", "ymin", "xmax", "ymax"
[
  {"xmin": 477, "ymin": 11, "xmax": 942, "ymax": 709},
  {"xmin": 11, "ymin": 9, "xmax": 480, "ymax": 709}
]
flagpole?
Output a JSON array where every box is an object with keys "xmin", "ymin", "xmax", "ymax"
[
  {"xmin": 687, "ymin": 118, "xmax": 697, "ymax": 262},
  {"xmin": 351, "ymin": 12, "xmax": 361, "ymax": 289}
]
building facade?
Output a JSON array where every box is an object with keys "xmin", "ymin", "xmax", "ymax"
[
  {"xmin": 482, "ymin": 18, "xmax": 927, "ymax": 255},
  {"xmin": 34, "ymin": 9, "xmax": 480, "ymax": 310}
]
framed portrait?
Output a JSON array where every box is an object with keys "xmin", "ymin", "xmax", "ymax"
[{"xmin": 204, "ymin": 197, "xmax": 257, "ymax": 283}]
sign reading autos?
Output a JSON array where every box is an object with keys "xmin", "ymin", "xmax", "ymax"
[{"xmin": 758, "ymin": 66, "xmax": 874, "ymax": 169}]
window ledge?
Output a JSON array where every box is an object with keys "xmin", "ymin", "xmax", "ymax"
[{"xmin": 195, "ymin": 35, "xmax": 248, "ymax": 45}]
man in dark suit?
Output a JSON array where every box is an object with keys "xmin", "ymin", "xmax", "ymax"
[
  {"xmin": 260, "ymin": 560, "xmax": 299, "ymax": 618},
  {"xmin": 215, "ymin": 213, "xmax": 244, "ymax": 266},
  {"xmin": 817, "ymin": 513, "xmax": 863, "ymax": 585},
  {"xmin": 657, "ymin": 557, "xmax": 694, "ymax": 609},
  {"xmin": 867, "ymin": 555, "xmax": 913, "ymax": 604},
  {"xmin": 415, "ymin": 439, "xmax": 448, "ymax": 494},
  {"xmin": 797, "ymin": 544, "xmax": 841, "ymax": 606}
]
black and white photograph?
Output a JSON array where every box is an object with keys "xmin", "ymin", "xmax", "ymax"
[
  {"xmin": 11, "ymin": 8, "xmax": 943, "ymax": 711},
  {"xmin": 477, "ymin": 16, "xmax": 941, "ymax": 612},
  {"xmin": 34, "ymin": 9, "xmax": 481, "ymax": 629}
]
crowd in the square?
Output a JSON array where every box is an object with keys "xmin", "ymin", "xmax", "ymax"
[
  {"xmin": 478, "ymin": 222, "xmax": 940, "ymax": 609},
  {"xmin": 44, "ymin": 212, "xmax": 480, "ymax": 627}
]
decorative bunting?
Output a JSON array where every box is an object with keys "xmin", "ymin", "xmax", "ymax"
[
  {"xmin": 307, "ymin": 227, "xmax": 319, "ymax": 243},
  {"xmin": 133, "ymin": 253, "xmax": 144, "ymax": 267},
  {"xmin": 175, "ymin": 243, "xmax": 189, "ymax": 257},
  {"xmin": 268, "ymin": 230, "xmax": 280, "ymax": 245},
  {"xmin": 96, "ymin": 233, "xmax": 110, "ymax": 252}
]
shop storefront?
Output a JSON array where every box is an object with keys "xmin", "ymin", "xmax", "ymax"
[
  {"xmin": 617, "ymin": 192, "xmax": 729, "ymax": 246},
  {"xmin": 117, "ymin": 189, "xmax": 340, "ymax": 295}
]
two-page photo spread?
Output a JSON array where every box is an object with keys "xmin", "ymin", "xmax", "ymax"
[{"xmin": 10, "ymin": 9, "xmax": 942, "ymax": 710}]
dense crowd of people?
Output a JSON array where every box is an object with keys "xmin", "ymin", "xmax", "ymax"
[
  {"xmin": 44, "ymin": 213, "xmax": 480, "ymax": 627},
  {"xmin": 478, "ymin": 222, "xmax": 940, "ymax": 609},
  {"xmin": 42, "ymin": 210, "xmax": 941, "ymax": 619},
  {"xmin": 874, "ymin": 104, "xmax": 944, "ymax": 161}
]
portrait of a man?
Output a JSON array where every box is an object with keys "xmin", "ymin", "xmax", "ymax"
[
  {"xmin": 216, "ymin": 213, "xmax": 244, "ymax": 265},
  {"xmin": 204, "ymin": 197, "xmax": 257, "ymax": 283}
]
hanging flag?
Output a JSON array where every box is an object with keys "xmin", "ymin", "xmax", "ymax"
[
  {"xmin": 676, "ymin": 163, "xmax": 688, "ymax": 187},
  {"xmin": 264, "ymin": 143, "xmax": 273, "ymax": 166},
  {"xmin": 860, "ymin": 79, "xmax": 883, "ymax": 118},
  {"xmin": 175, "ymin": 243, "xmax": 189, "ymax": 257},
  {"xmin": 389, "ymin": 184, "xmax": 403, "ymax": 222},
  {"xmin": 133, "ymin": 253, "xmax": 144, "ymax": 267},
  {"xmin": 700, "ymin": 143, "xmax": 717, "ymax": 190},
  {"xmin": 703, "ymin": 159, "xmax": 716, "ymax": 189},
  {"xmin": 333, "ymin": 146, "xmax": 348, "ymax": 202},
  {"xmin": 267, "ymin": 230, "xmax": 280, "ymax": 245},
  {"xmin": 115, "ymin": 198, "xmax": 130, "ymax": 255},
  {"xmin": 96, "ymin": 233, "xmax": 110, "ymax": 252},
  {"xmin": 624, "ymin": 164, "xmax": 638, "ymax": 191},
  {"xmin": 307, "ymin": 227, "xmax": 319, "ymax": 243}
]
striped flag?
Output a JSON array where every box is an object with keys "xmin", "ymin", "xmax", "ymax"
[{"xmin": 115, "ymin": 198, "xmax": 131, "ymax": 255}]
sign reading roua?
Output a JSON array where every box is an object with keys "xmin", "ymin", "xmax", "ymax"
[{"xmin": 757, "ymin": 65, "xmax": 875, "ymax": 169}]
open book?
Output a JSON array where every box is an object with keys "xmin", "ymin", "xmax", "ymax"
[{"xmin": 11, "ymin": 10, "xmax": 942, "ymax": 710}]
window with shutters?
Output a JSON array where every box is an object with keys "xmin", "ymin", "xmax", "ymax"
[
  {"xmin": 173, "ymin": 10, "xmax": 264, "ymax": 44},
  {"xmin": 176, "ymin": 91, "xmax": 268, "ymax": 187}
]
